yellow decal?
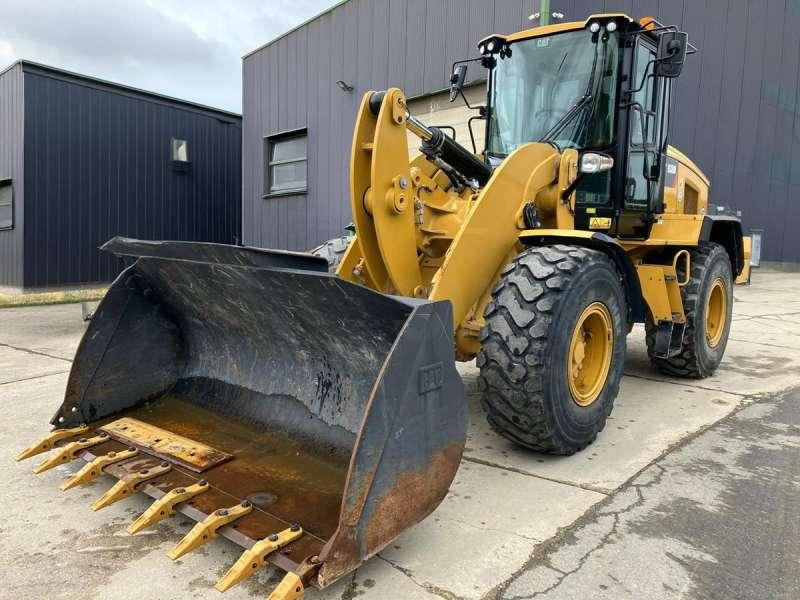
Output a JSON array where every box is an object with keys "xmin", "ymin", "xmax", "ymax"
[{"xmin": 589, "ymin": 217, "xmax": 612, "ymax": 230}]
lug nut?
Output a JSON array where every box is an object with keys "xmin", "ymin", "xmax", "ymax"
[
  {"xmin": 268, "ymin": 533, "xmax": 279, "ymax": 542},
  {"xmin": 290, "ymin": 523, "xmax": 301, "ymax": 532},
  {"xmin": 198, "ymin": 479, "xmax": 208, "ymax": 486},
  {"xmin": 241, "ymin": 500, "xmax": 251, "ymax": 508},
  {"xmin": 218, "ymin": 509, "xmax": 229, "ymax": 516},
  {"xmin": 175, "ymin": 488, "xmax": 186, "ymax": 494}
]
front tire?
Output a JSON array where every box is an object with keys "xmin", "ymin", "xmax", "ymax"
[
  {"xmin": 646, "ymin": 242, "xmax": 733, "ymax": 378},
  {"xmin": 478, "ymin": 245, "xmax": 627, "ymax": 455}
]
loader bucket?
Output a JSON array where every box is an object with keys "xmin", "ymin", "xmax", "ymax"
[{"xmin": 21, "ymin": 237, "xmax": 466, "ymax": 594}]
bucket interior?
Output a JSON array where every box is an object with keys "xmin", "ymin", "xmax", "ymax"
[{"xmin": 59, "ymin": 255, "xmax": 415, "ymax": 543}]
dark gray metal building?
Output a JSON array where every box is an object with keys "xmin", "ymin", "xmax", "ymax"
[
  {"xmin": 0, "ymin": 61, "xmax": 242, "ymax": 290},
  {"xmin": 242, "ymin": 0, "xmax": 800, "ymax": 264}
]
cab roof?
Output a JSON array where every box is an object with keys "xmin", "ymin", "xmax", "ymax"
[{"xmin": 479, "ymin": 13, "xmax": 646, "ymax": 45}]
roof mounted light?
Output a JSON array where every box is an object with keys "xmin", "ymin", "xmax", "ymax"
[
  {"xmin": 606, "ymin": 21, "xmax": 618, "ymax": 33},
  {"xmin": 588, "ymin": 22, "xmax": 601, "ymax": 33},
  {"xmin": 479, "ymin": 36, "xmax": 506, "ymax": 56}
]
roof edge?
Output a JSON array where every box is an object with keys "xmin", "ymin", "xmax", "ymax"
[
  {"xmin": 0, "ymin": 59, "xmax": 23, "ymax": 79},
  {"xmin": 2, "ymin": 59, "xmax": 241, "ymax": 121},
  {"xmin": 243, "ymin": 0, "xmax": 351, "ymax": 60}
]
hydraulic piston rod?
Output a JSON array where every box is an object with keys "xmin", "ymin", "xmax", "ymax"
[{"xmin": 368, "ymin": 90, "xmax": 492, "ymax": 187}]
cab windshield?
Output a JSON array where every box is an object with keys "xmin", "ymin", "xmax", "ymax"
[{"xmin": 487, "ymin": 29, "xmax": 619, "ymax": 156}]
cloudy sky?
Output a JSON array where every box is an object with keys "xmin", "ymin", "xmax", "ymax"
[{"xmin": 0, "ymin": 0, "xmax": 336, "ymax": 113}]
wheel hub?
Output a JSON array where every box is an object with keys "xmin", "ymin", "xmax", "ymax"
[
  {"xmin": 568, "ymin": 302, "xmax": 613, "ymax": 407},
  {"xmin": 705, "ymin": 278, "xmax": 727, "ymax": 348}
]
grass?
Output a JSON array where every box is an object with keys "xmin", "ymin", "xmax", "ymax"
[{"xmin": 0, "ymin": 287, "xmax": 107, "ymax": 308}]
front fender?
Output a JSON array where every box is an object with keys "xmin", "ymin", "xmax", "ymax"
[{"xmin": 518, "ymin": 229, "xmax": 645, "ymax": 323}]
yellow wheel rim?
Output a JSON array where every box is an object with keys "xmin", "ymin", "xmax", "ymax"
[
  {"xmin": 705, "ymin": 278, "xmax": 727, "ymax": 348},
  {"xmin": 568, "ymin": 302, "xmax": 614, "ymax": 407}
]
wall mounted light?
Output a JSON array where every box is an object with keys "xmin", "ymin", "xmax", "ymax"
[{"xmin": 336, "ymin": 80, "xmax": 354, "ymax": 92}]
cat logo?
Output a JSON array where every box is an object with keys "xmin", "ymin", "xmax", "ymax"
[{"xmin": 589, "ymin": 217, "xmax": 612, "ymax": 230}]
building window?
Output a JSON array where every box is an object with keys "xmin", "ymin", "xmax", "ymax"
[
  {"xmin": 265, "ymin": 130, "xmax": 307, "ymax": 195},
  {"xmin": 172, "ymin": 138, "xmax": 189, "ymax": 162},
  {"xmin": 0, "ymin": 179, "xmax": 12, "ymax": 230}
]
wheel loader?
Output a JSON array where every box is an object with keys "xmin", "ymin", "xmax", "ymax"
[{"xmin": 18, "ymin": 14, "xmax": 748, "ymax": 599}]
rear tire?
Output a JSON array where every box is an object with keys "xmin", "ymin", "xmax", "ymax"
[
  {"xmin": 478, "ymin": 245, "xmax": 627, "ymax": 455},
  {"xmin": 646, "ymin": 242, "xmax": 733, "ymax": 378},
  {"xmin": 310, "ymin": 236, "xmax": 351, "ymax": 273}
]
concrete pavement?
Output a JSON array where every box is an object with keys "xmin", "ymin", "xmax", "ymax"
[
  {"xmin": 500, "ymin": 388, "xmax": 800, "ymax": 600},
  {"xmin": 0, "ymin": 269, "xmax": 798, "ymax": 600}
]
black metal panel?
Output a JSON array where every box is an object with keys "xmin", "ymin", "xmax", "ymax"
[
  {"xmin": 20, "ymin": 65, "xmax": 242, "ymax": 288},
  {"xmin": 0, "ymin": 64, "xmax": 25, "ymax": 287},
  {"xmin": 242, "ymin": 0, "xmax": 800, "ymax": 262}
]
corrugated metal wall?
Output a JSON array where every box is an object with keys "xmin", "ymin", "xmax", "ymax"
[
  {"xmin": 242, "ymin": 0, "xmax": 537, "ymax": 251},
  {"xmin": 0, "ymin": 64, "xmax": 25, "ymax": 287},
  {"xmin": 21, "ymin": 66, "xmax": 242, "ymax": 288},
  {"xmin": 243, "ymin": 0, "xmax": 800, "ymax": 262}
]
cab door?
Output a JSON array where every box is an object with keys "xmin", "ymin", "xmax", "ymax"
[{"xmin": 619, "ymin": 39, "xmax": 671, "ymax": 237}]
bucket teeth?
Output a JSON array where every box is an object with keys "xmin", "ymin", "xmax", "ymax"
[
  {"xmin": 168, "ymin": 500, "xmax": 253, "ymax": 561},
  {"xmin": 215, "ymin": 524, "xmax": 304, "ymax": 592},
  {"xmin": 60, "ymin": 448, "xmax": 139, "ymax": 491},
  {"xmin": 91, "ymin": 462, "xmax": 172, "ymax": 511},
  {"xmin": 128, "ymin": 480, "xmax": 210, "ymax": 534},
  {"xmin": 267, "ymin": 572, "xmax": 305, "ymax": 600},
  {"xmin": 16, "ymin": 425, "xmax": 90, "ymax": 461},
  {"xmin": 33, "ymin": 433, "xmax": 109, "ymax": 474}
]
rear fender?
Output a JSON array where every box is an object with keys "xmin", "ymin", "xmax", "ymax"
[
  {"xmin": 519, "ymin": 229, "xmax": 645, "ymax": 324},
  {"xmin": 699, "ymin": 216, "xmax": 745, "ymax": 277}
]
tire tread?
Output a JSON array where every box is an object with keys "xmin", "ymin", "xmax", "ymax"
[{"xmin": 478, "ymin": 245, "xmax": 623, "ymax": 455}]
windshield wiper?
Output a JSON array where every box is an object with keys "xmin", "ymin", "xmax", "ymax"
[
  {"xmin": 540, "ymin": 35, "xmax": 602, "ymax": 149},
  {"xmin": 540, "ymin": 93, "xmax": 592, "ymax": 146}
]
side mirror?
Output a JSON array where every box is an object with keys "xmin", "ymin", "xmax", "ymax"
[
  {"xmin": 449, "ymin": 65, "xmax": 468, "ymax": 103},
  {"xmin": 655, "ymin": 31, "xmax": 688, "ymax": 78}
]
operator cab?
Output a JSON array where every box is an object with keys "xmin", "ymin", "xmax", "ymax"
[{"xmin": 449, "ymin": 15, "xmax": 692, "ymax": 239}]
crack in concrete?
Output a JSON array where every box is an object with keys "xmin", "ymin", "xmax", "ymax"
[
  {"xmin": 460, "ymin": 455, "xmax": 610, "ymax": 496},
  {"xmin": 0, "ymin": 341, "xmax": 72, "ymax": 363},
  {"xmin": 500, "ymin": 466, "xmax": 669, "ymax": 600},
  {"xmin": 376, "ymin": 555, "xmax": 464, "ymax": 600},
  {"xmin": 622, "ymin": 371, "xmax": 751, "ymax": 397},
  {"xmin": 434, "ymin": 514, "xmax": 541, "ymax": 542},
  {"xmin": 338, "ymin": 571, "xmax": 359, "ymax": 600},
  {"xmin": 728, "ymin": 336, "xmax": 800, "ymax": 351},
  {"xmin": 482, "ymin": 388, "xmax": 794, "ymax": 600},
  {"xmin": 0, "ymin": 370, "xmax": 71, "ymax": 386}
]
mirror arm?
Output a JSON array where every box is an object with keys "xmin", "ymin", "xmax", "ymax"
[
  {"xmin": 466, "ymin": 114, "xmax": 484, "ymax": 154},
  {"xmin": 459, "ymin": 88, "xmax": 478, "ymax": 110},
  {"xmin": 627, "ymin": 60, "xmax": 656, "ymax": 95},
  {"xmin": 623, "ymin": 25, "xmax": 698, "ymax": 53}
]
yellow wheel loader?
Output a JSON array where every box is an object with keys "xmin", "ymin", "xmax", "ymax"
[{"xmin": 18, "ymin": 14, "xmax": 747, "ymax": 598}]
